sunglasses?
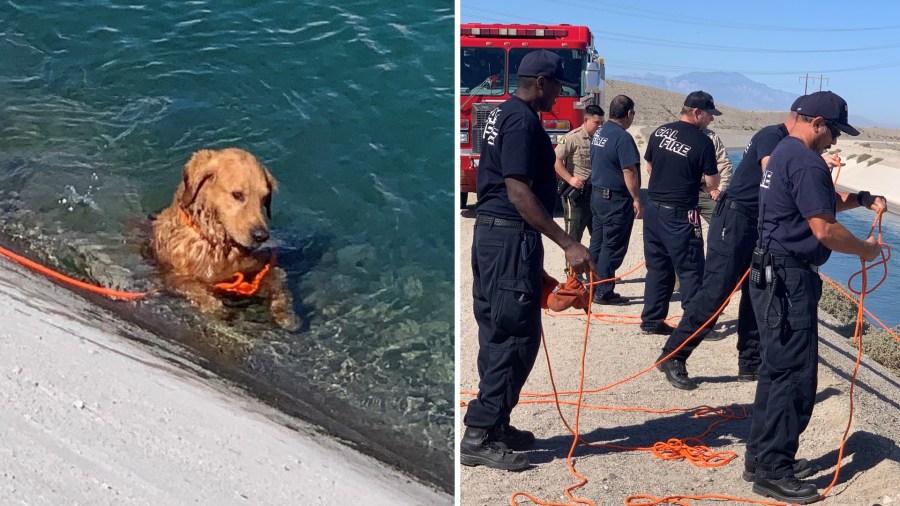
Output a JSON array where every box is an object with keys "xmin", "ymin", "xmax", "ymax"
[{"xmin": 824, "ymin": 120, "xmax": 841, "ymax": 139}]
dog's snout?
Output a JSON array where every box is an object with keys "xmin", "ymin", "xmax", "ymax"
[{"xmin": 251, "ymin": 226, "xmax": 269, "ymax": 244}]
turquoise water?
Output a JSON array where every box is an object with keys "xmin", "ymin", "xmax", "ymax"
[
  {"xmin": 0, "ymin": 1, "xmax": 453, "ymax": 490},
  {"xmin": 729, "ymin": 150, "xmax": 900, "ymax": 328}
]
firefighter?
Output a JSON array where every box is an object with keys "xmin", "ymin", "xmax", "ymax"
[
  {"xmin": 746, "ymin": 91, "xmax": 883, "ymax": 503},
  {"xmin": 640, "ymin": 91, "xmax": 720, "ymax": 335},
  {"xmin": 587, "ymin": 94, "xmax": 641, "ymax": 305},
  {"xmin": 656, "ymin": 96, "xmax": 808, "ymax": 390},
  {"xmin": 461, "ymin": 49, "xmax": 594, "ymax": 470}
]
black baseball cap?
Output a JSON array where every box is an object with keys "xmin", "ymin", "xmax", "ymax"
[
  {"xmin": 684, "ymin": 91, "xmax": 722, "ymax": 116},
  {"xmin": 790, "ymin": 95, "xmax": 806, "ymax": 112},
  {"xmin": 793, "ymin": 91, "xmax": 859, "ymax": 136},
  {"xmin": 517, "ymin": 49, "xmax": 577, "ymax": 87}
]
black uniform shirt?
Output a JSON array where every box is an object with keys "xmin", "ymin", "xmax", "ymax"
[
  {"xmin": 475, "ymin": 96, "xmax": 556, "ymax": 219},
  {"xmin": 727, "ymin": 123, "xmax": 789, "ymax": 210},
  {"xmin": 759, "ymin": 136, "xmax": 836, "ymax": 266},
  {"xmin": 590, "ymin": 120, "xmax": 640, "ymax": 193},
  {"xmin": 644, "ymin": 120, "xmax": 718, "ymax": 208}
]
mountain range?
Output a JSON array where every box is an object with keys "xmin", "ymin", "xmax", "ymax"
[{"xmin": 612, "ymin": 71, "xmax": 880, "ymax": 128}]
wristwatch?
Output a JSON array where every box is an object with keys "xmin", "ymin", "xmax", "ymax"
[{"xmin": 856, "ymin": 190, "xmax": 871, "ymax": 207}]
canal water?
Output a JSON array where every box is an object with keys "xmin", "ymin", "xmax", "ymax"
[{"xmin": 728, "ymin": 150, "xmax": 899, "ymax": 328}]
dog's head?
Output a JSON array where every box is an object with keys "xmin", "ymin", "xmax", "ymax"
[{"xmin": 178, "ymin": 148, "xmax": 278, "ymax": 249}]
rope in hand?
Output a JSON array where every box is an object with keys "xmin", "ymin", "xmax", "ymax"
[
  {"xmin": 816, "ymin": 208, "xmax": 890, "ymax": 502},
  {"xmin": 550, "ymin": 261, "xmax": 680, "ymax": 328}
]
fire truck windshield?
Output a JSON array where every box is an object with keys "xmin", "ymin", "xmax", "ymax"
[
  {"xmin": 509, "ymin": 48, "xmax": 585, "ymax": 97},
  {"xmin": 461, "ymin": 48, "xmax": 506, "ymax": 96},
  {"xmin": 460, "ymin": 47, "xmax": 586, "ymax": 97}
]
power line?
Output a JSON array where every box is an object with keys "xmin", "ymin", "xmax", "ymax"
[
  {"xmin": 606, "ymin": 58, "xmax": 900, "ymax": 76},
  {"xmin": 593, "ymin": 29, "xmax": 900, "ymax": 54},
  {"xmin": 461, "ymin": 2, "xmax": 900, "ymax": 33},
  {"xmin": 589, "ymin": 0, "xmax": 900, "ymax": 32}
]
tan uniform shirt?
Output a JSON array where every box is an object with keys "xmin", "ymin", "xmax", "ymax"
[
  {"xmin": 703, "ymin": 128, "xmax": 732, "ymax": 191},
  {"xmin": 554, "ymin": 125, "xmax": 593, "ymax": 181}
]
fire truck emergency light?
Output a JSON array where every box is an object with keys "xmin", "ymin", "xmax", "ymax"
[{"xmin": 461, "ymin": 27, "xmax": 569, "ymax": 38}]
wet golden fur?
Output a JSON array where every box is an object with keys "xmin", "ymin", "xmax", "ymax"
[{"xmin": 150, "ymin": 148, "xmax": 299, "ymax": 330}]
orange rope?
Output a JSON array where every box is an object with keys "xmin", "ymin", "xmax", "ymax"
[
  {"xmin": 214, "ymin": 252, "xmax": 275, "ymax": 296},
  {"xmin": 817, "ymin": 208, "xmax": 887, "ymax": 501},
  {"xmin": 0, "ymin": 208, "xmax": 281, "ymax": 301},
  {"xmin": 0, "ymin": 243, "xmax": 149, "ymax": 301},
  {"xmin": 831, "ymin": 153, "xmax": 842, "ymax": 184}
]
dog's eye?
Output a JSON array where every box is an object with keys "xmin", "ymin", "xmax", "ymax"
[{"xmin": 232, "ymin": 191, "xmax": 245, "ymax": 202}]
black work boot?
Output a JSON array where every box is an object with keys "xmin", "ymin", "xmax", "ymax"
[
  {"xmin": 752, "ymin": 475, "xmax": 819, "ymax": 504},
  {"xmin": 593, "ymin": 291, "xmax": 629, "ymax": 305},
  {"xmin": 742, "ymin": 459, "xmax": 817, "ymax": 482},
  {"xmin": 460, "ymin": 427, "xmax": 529, "ymax": 471},
  {"xmin": 656, "ymin": 354, "xmax": 698, "ymax": 390},
  {"xmin": 493, "ymin": 423, "xmax": 536, "ymax": 451},
  {"xmin": 703, "ymin": 325, "xmax": 729, "ymax": 341},
  {"xmin": 641, "ymin": 322, "xmax": 675, "ymax": 335}
]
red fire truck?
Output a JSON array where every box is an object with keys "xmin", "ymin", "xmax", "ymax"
[{"xmin": 459, "ymin": 23, "xmax": 606, "ymax": 208}]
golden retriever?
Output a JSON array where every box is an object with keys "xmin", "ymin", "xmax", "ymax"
[{"xmin": 150, "ymin": 148, "xmax": 300, "ymax": 330}]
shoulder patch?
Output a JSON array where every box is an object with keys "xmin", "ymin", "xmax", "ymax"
[{"xmin": 558, "ymin": 136, "xmax": 566, "ymax": 145}]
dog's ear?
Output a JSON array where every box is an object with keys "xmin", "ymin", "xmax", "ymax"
[
  {"xmin": 261, "ymin": 164, "xmax": 278, "ymax": 219},
  {"xmin": 180, "ymin": 150, "xmax": 216, "ymax": 209}
]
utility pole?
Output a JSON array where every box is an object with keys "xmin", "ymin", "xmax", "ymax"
[{"xmin": 799, "ymin": 73, "xmax": 828, "ymax": 93}]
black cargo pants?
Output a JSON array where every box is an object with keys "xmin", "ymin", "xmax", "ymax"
[
  {"xmin": 464, "ymin": 220, "xmax": 544, "ymax": 430},
  {"xmin": 662, "ymin": 198, "xmax": 760, "ymax": 370},
  {"xmin": 746, "ymin": 258, "xmax": 821, "ymax": 479}
]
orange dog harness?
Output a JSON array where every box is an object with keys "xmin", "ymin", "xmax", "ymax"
[{"xmin": 179, "ymin": 208, "xmax": 274, "ymax": 296}]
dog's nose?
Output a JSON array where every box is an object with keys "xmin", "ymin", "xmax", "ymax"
[{"xmin": 251, "ymin": 227, "xmax": 269, "ymax": 243}]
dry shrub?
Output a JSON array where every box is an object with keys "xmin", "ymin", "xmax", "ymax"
[
  {"xmin": 819, "ymin": 282, "xmax": 900, "ymax": 376},
  {"xmin": 864, "ymin": 328, "xmax": 900, "ymax": 375},
  {"xmin": 819, "ymin": 282, "xmax": 861, "ymax": 337}
]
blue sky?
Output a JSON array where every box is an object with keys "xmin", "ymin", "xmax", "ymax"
[{"xmin": 460, "ymin": 1, "xmax": 900, "ymax": 127}]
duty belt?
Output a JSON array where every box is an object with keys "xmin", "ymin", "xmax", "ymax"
[
  {"xmin": 593, "ymin": 186, "xmax": 628, "ymax": 197},
  {"xmin": 650, "ymin": 200, "xmax": 690, "ymax": 211},
  {"xmin": 723, "ymin": 198, "xmax": 758, "ymax": 221},
  {"xmin": 475, "ymin": 215, "xmax": 527, "ymax": 229},
  {"xmin": 770, "ymin": 255, "xmax": 820, "ymax": 274}
]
